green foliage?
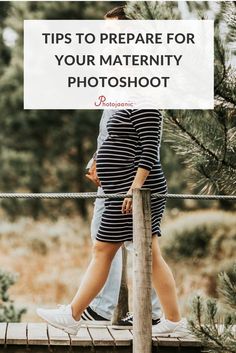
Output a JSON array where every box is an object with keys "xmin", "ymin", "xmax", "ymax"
[
  {"xmin": 0, "ymin": 269, "xmax": 26, "ymax": 322},
  {"xmin": 160, "ymin": 144, "xmax": 188, "ymax": 209},
  {"xmin": 165, "ymin": 225, "xmax": 211, "ymax": 259},
  {"xmin": 188, "ymin": 264, "xmax": 236, "ymax": 353},
  {"xmin": 163, "ymin": 211, "xmax": 236, "ymax": 260}
]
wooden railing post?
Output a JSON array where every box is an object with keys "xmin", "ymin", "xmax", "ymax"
[{"xmin": 133, "ymin": 188, "xmax": 152, "ymax": 353}]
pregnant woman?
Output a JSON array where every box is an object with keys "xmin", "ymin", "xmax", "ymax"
[{"xmin": 37, "ymin": 109, "xmax": 188, "ymax": 337}]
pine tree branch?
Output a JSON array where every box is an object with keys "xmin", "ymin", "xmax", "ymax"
[
  {"xmin": 218, "ymin": 271, "xmax": 236, "ymax": 310},
  {"xmin": 222, "ymin": 118, "xmax": 228, "ymax": 163},
  {"xmin": 191, "ymin": 322, "xmax": 226, "ymax": 352},
  {"xmin": 144, "ymin": 1, "xmax": 155, "ymax": 20},
  {"xmin": 189, "ymin": 298, "xmax": 234, "ymax": 353},
  {"xmin": 189, "ymin": 267, "xmax": 236, "ymax": 353},
  {"xmin": 198, "ymin": 164, "xmax": 218, "ymax": 192},
  {"xmin": 207, "ymin": 299, "xmax": 218, "ymax": 334},
  {"xmin": 215, "ymin": 85, "xmax": 236, "ymax": 108},
  {"xmin": 166, "ymin": 115, "xmax": 236, "ymax": 170},
  {"xmin": 196, "ymin": 296, "xmax": 202, "ymax": 326},
  {"xmin": 214, "ymin": 37, "xmax": 227, "ymax": 93}
]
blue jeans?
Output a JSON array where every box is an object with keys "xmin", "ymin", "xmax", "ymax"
[{"xmin": 90, "ymin": 187, "xmax": 162, "ymax": 320}]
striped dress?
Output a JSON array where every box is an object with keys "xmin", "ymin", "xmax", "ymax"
[{"xmin": 96, "ymin": 109, "xmax": 167, "ymax": 243}]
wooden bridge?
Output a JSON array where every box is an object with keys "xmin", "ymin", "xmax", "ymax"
[{"xmin": 0, "ymin": 322, "xmax": 202, "ymax": 353}]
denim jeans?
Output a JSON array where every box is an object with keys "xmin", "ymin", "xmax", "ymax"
[{"xmin": 90, "ymin": 187, "xmax": 162, "ymax": 320}]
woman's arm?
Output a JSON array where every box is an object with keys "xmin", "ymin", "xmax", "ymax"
[{"xmin": 122, "ymin": 109, "xmax": 162, "ymax": 214}]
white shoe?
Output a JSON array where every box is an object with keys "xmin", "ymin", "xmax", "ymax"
[
  {"xmin": 152, "ymin": 318, "xmax": 190, "ymax": 337},
  {"xmin": 36, "ymin": 304, "xmax": 82, "ymax": 335}
]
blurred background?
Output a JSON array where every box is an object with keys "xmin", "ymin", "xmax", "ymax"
[{"xmin": 0, "ymin": 1, "xmax": 235, "ymax": 323}]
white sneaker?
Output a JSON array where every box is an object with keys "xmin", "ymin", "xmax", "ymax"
[
  {"xmin": 152, "ymin": 318, "xmax": 190, "ymax": 338},
  {"xmin": 36, "ymin": 304, "xmax": 82, "ymax": 335}
]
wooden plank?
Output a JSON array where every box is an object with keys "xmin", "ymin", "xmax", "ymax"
[
  {"xmin": 6, "ymin": 323, "xmax": 27, "ymax": 345},
  {"xmin": 155, "ymin": 337, "xmax": 181, "ymax": 347},
  {"xmin": 27, "ymin": 323, "xmax": 49, "ymax": 345},
  {"xmin": 108, "ymin": 327, "xmax": 132, "ymax": 346},
  {"xmin": 47, "ymin": 324, "xmax": 70, "ymax": 346},
  {"xmin": 0, "ymin": 322, "xmax": 7, "ymax": 345},
  {"xmin": 70, "ymin": 327, "xmax": 93, "ymax": 346},
  {"xmin": 0, "ymin": 322, "xmax": 204, "ymax": 351},
  {"xmin": 88, "ymin": 327, "xmax": 114, "ymax": 346},
  {"xmin": 178, "ymin": 336, "xmax": 202, "ymax": 347}
]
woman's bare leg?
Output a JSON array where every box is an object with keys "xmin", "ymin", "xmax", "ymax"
[
  {"xmin": 71, "ymin": 240, "xmax": 122, "ymax": 320},
  {"xmin": 152, "ymin": 236, "xmax": 181, "ymax": 322}
]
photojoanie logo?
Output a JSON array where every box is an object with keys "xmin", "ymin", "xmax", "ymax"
[{"xmin": 94, "ymin": 95, "xmax": 134, "ymax": 108}]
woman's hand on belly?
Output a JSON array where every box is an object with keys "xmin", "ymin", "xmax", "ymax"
[{"xmin": 86, "ymin": 160, "xmax": 101, "ymax": 187}]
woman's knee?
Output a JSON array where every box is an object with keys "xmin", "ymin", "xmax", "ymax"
[
  {"xmin": 92, "ymin": 240, "xmax": 121, "ymax": 261},
  {"xmin": 152, "ymin": 236, "xmax": 164, "ymax": 264},
  {"xmin": 152, "ymin": 236, "xmax": 162, "ymax": 255}
]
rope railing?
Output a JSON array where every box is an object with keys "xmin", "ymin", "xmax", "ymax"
[{"xmin": 0, "ymin": 192, "xmax": 235, "ymax": 200}]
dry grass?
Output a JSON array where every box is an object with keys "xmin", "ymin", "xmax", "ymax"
[{"xmin": 0, "ymin": 215, "xmax": 92, "ymax": 321}]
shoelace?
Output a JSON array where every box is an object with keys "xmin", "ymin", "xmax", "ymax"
[{"xmin": 122, "ymin": 312, "xmax": 133, "ymax": 322}]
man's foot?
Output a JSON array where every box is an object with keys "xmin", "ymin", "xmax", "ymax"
[
  {"xmin": 81, "ymin": 306, "xmax": 111, "ymax": 326},
  {"xmin": 112, "ymin": 312, "xmax": 161, "ymax": 330},
  {"xmin": 152, "ymin": 318, "xmax": 190, "ymax": 337},
  {"xmin": 36, "ymin": 304, "xmax": 82, "ymax": 335}
]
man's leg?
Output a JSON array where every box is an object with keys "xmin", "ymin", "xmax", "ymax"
[
  {"xmin": 89, "ymin": 187, "xmax": 123, "ymax": 320},
  {"xmin": 151, "ymin": 288, "xmax": 162, "ymax": 320}
]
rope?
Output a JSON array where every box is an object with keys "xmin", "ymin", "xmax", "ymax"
[
  {"xmin": 0, "ymin": 192, "xmax": 123, "ymax": 199},
  {"xmin": 0, "ymin": 192, "xmax": 235, "ymax": 200},
  {"xmin": 152, "ymin": 193, "xmax": 236, "ymax": 200}
]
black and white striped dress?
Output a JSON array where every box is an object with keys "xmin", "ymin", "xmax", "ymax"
[{"xmin": 96, "ymin": 109, "xmax": 167, "ymax": 243}]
